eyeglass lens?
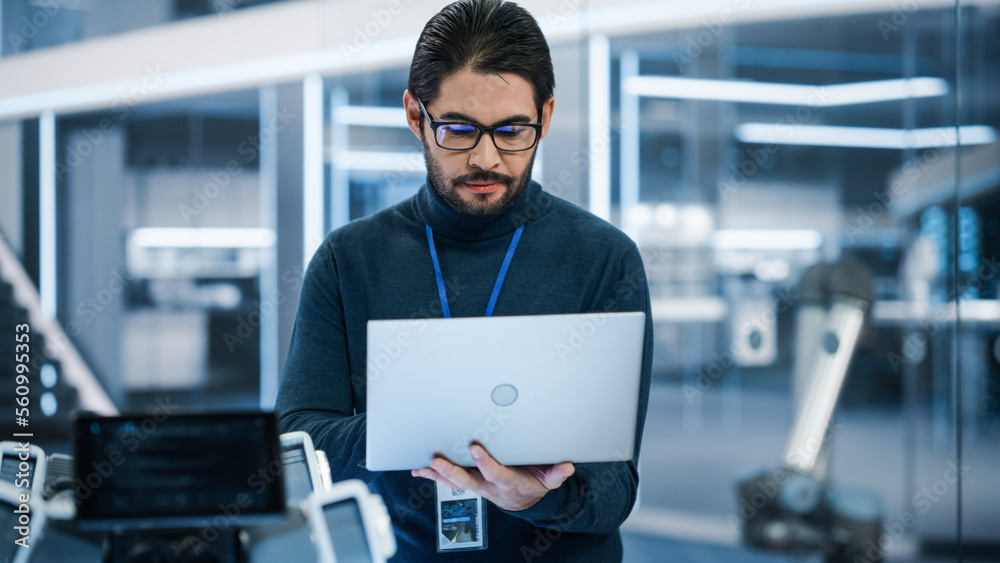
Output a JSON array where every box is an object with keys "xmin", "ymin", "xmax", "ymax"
[{"xmin": 434, "ymin": 123, "xmax": 538, "ymax": 151}]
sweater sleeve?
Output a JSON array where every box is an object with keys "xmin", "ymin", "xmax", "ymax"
[
  {"xmin": 504, "ymin": 241, "xmax": 654, "ymax": 534},
  {"xmin": 274, "ymin": 240, "xmax": 369, "ymax": 482}
]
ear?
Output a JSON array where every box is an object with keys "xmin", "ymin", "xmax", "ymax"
[
  {"xmin": 538, "ymin": 96, "xmax": 555, "ymax": 141},
  {"xmin": 403, "ymin": 90, "xmax": 423, "ymax": 140}
]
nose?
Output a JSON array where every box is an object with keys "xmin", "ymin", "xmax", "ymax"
[{"xmin": 467, "ymin": 133, "xmax": 502, "ymax": 170}]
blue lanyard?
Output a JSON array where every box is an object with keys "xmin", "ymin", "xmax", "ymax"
[{"xmin": 425, "ymin": 223, "xmax": 525, "ymax": 318}]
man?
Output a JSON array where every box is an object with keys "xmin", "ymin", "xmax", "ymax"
[{"xmin": 275, "ymin": 0, "xmax": 653, "ymax": 560}]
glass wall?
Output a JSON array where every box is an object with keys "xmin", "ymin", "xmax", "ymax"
[
  {"xmin": 54, "ymin": 90, "xmax": 268, "ymax": 411},
  {"xmin": 314, "ymin": 2, "xmax": 999, "ymax": 561}
]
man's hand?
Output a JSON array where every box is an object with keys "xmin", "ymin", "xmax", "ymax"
[{"xmin": 411, "ymin": 444, "xmax": 575, "ymax": 512}]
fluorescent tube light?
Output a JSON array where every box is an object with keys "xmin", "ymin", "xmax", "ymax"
[
  {"xmin": 331, "ymin": 151, "xmax": 425, "ymax": 172},
  {"xmin": 624, "ymin": 76, "xmax": 948, "ymax": 106},
  {"xmin": 303, "ymin": 73, "xmax": 324, "ymax": 270},
  {"xmin": 714, "ymin": 229, "xmax": 823, "ymax": 250},
  {"xmin": 589, "ymin": 34, "xmax": 612, "ymax": 222},
  {"xmin": 734, "ymin": 124, "xmax": 998, "ymax": 149},
  {"xmin": 40, "ymin": 111, "xmax": 57, "ymax": 318},
  {"xmin": 130, "ymin": 228, "xmax": 277, "ymax": 248},
  {"xmin": 333, "ymin": 106, "xmax": 408, "ymax": 128}
]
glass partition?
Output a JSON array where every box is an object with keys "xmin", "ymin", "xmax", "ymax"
[
  {"xmin": 315, "ymin": 2, "xmax": 998, "ymax": 560},
  {"xmin": 55, "ymin": 90, "xmax": 269, "ymax": 411}
]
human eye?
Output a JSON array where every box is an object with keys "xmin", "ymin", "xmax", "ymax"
[
  {"xmin": 443, "ymin": 123, "xmax": 477, "ymax": 136},
  {"xmin": 496, "ymin": 125, "xmax": 528, "ymax": 138}
]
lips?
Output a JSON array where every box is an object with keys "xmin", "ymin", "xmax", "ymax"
[{"xmin": 462, "ymin": 181, "xmax": 502, "ymax": 194}]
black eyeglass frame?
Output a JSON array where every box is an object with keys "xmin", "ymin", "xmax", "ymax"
[{"xmin": 417, "ymin": 99, "xmax": 543, "ymax": 153}]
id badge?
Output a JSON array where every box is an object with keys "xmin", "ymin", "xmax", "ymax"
[{"xmin": 435, "ymin": 481, "xmax": 487, "ymax": 552}]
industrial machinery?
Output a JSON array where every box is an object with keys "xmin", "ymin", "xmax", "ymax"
[
  {"xmin": 736, "ymin": 259, "xmax": 884, "ymax": 563},
  {"xmin": 0, "ymin": 415, "xmax": 395, "ymax": 563}
]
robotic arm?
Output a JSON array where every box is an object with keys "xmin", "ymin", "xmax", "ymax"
[{"xmin": 736, "ymin": 259, "xmax": 883, "ymax": 563}]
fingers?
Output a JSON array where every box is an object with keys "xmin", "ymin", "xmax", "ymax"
[
  {"xmin": 470, "ymin": 445, "xmax": 574, "ymax": 491},
  {"xmin": 410, "ymin": 446, "xmax": 576, "ymax": 514},
  {"xmin": 411, "ymin": 463, "xmax": 463, "ymax": 491},
  {"xmin": 555, "ymin": 461, "xmax": 575, "ymax": 478},
  {"xmin": 539, "ymin": 462, "xmax": 575, "ymax": 489},
  {"xmin": 413, "ymin": 456, "xmax": 485, "ymax": 492},
  {"xmin": 470, "ymin": 444, "xmax": 509, "ymax": 484}
]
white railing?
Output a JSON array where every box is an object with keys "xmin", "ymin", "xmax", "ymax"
[{"xmin": 0, "ymin": 235, "xmax": 117, "ymax": 415}]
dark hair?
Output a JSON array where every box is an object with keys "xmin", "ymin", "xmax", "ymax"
[{"xmin": 408, "ymin": 0, "xmax": 555, "ymax": 120}]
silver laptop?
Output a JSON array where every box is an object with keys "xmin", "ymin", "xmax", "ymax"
[{"xmin": 364, "ymin": 312, "xmax": 645, "ymax": 471}]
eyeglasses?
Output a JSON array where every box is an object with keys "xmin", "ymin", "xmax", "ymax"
[{"xmin": 418, "ymin": 99, "xmax": 542, "ymax": 152}]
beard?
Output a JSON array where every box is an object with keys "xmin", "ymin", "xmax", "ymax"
[{"xmin": 422, "ymin": 135, "xmax": 536, "ymax": 218}]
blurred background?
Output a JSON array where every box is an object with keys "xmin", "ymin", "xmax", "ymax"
[{"xmin": 0, "ymin": 0, "xmax": 997, "ymax": 561}]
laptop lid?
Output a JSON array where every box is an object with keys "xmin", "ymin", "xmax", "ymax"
[{"xmin": 364, "ymin": 311, "xmax": 645, "ymax": 471}]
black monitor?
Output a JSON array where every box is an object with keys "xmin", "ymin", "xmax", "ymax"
[{"xmin": 73, "ymin": 411, "xmax": 286, "ymax": 531}]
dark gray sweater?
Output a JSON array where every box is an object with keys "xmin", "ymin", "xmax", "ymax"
[{"xmin": 275, "ymin": 179, "xmax": 653, "ymax": 562}]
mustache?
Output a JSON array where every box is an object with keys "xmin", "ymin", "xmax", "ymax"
[{"xmin": 451, "ymin": 170, "xmax": 515, "ymax": 188}]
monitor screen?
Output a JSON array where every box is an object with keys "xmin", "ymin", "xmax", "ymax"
[
  {"xmin": 0, "ymin": 453, "xmax": 35, "ymax": 487},
  {"xmin": 74, "ymin": 412, "xmax": 286, "ymax": 530},
  {"xmin": 0, "ymin": 503, "xmax": 24, "ymax": 562},
  {"xmin": 280, "ymin": 445, "xmax": 314, "ymax": 501},
  {"xmin": 324, "ymin": 499, "xmax": 372, "ymax": 563}
]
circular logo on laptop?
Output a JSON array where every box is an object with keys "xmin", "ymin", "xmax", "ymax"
[{"xmin": 491, "ymin": 384, "xmax": 518, "ymax": 407}]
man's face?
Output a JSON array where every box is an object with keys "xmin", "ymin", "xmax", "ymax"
[{"xmin": 404, "ymin": 70, "xmax": 554, "ymax": 217}]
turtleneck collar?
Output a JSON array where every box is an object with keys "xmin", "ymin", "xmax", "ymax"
[{"xmin": 413, "ymin": 177, "xmax": 547, "ymax": 241}]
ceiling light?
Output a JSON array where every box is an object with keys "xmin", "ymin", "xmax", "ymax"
[
  {"xmin": 130, "ymin": 228, "xmax": 276, "ymax": 248},
  {"xmin": 624, "ymin": 76, "xmax": 948, "ymax": 106},
  {"xmin": 734, "ymin": 124, "xmax": 997, "ymax": 149},
  {"xmin": 333, "ymin": 106, "xmax": 408, "ymax": 128},
  {"xmin": 714, "ymin": 229, "xmax": 822, "ymax": 250}
]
